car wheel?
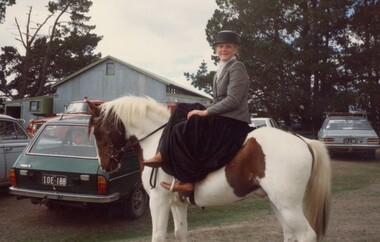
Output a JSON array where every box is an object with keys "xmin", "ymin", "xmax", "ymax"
[{"xmin": 123, "ymin": 183, "xmax": 148, "ymax": 220}]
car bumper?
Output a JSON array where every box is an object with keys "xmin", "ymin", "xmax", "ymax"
[
  {"xmin": 9, "ymin": 186, "xmax": 119, "ymax": 203},
  {"xmin": 324, "ymin": 144, "xmax": 380, "ymax": 152}
]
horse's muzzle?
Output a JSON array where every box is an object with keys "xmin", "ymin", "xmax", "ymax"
[{"xmin": 102, "ymin": 160, "xmax": 121, "ymax": 174}]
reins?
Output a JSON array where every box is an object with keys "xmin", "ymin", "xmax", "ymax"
[
  {"xmin": 129, "ymin": 123, "xmax": 167, "ymax": 147},
  {"xmin": 106, "ymin": 121, "xmax": 167, "ymax": 158},
  {"xmin": 126, "ymin": 123, "xmax": 167, "ymax": 189},
  {"xmin": 104, "ymin": 121, "xmax": 166, "ymax": 189}
]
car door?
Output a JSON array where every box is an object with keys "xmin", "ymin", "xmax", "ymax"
[
  {"xmin": 0, "ymin": 119, "xmax": 29, "ymax": 184},
  {"xmin": 0, "ymin": 138, "xmax": 5, "ymax": 184}
]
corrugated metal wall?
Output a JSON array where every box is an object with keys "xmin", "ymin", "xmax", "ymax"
[{"xmin": 54, "ymin": 60, "xmax": 209, "ymax": 113}]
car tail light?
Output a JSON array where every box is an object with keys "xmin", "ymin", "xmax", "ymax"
[
  {"xmin": 97, "ymin": 176, "xmax": 107, "ymax": 195},
  {"xmin": 367, "ymin": 137, "xmax": 379, "ymax": 144},
  {"xmin": 9, "ymin": 169, "xmax": 17, "ymax": 187},
  {"xmin": 322, "ymin": 137, "xmax": 334, "ymax": 143}
]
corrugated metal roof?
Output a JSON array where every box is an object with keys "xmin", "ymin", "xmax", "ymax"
[{"xmin": 52, "ymin": 55, "xmax": 212, "ymax": 100}]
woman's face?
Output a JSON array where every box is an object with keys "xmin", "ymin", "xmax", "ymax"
[{"xmin": 215, "ymin": 43, "xmax": 238, "ymax": 62}]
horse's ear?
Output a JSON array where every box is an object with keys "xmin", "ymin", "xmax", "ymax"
[
  {"xmin": 87, "ymin": 100, "xmax": 101, "ymax": 117},
  {"xmin": 87, "ymin": 100, "xmax": 101, "ymax": 139}
]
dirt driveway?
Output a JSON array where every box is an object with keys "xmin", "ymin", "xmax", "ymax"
[{"xmin": 1, "ymin": 151, "xmax": 379, "ymax": 242}]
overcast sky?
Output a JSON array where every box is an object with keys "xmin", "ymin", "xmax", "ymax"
[{"xmin": 0, "ymin": 0, "xmax": 218, "ymax": 86}]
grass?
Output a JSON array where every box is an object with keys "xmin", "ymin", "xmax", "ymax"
[
  {"xmin": 120, "ymin": 196, "xmax": 271, "ymax": 242},
  {"xmin": 186, "ymin": 196, "xmax": 271, "ymax": 229},
  {"xmin": 331, "ymin": 161, "xmax": 380, "ymax": 195}
]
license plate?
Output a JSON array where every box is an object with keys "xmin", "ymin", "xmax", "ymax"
[
  {"xmin": 344, "ymin": 138, "xmax": 357, "ymax": 144},
  {"xmin": 42, "ymin": 174, "xmax": 67, "ymax": 186}
]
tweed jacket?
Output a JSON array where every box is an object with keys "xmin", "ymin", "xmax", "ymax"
[{"xmin": 207, "ymin": 59, "xmax": 251, "ymax": 123}]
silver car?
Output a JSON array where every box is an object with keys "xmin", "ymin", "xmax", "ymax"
[
  {"xmin": 0, "ymin": 114, "xmax": 30, "ymax": 186},
  {"xmin": 318, "ymin": 114, "xmax": 380, "ymax": 159},
  {"xmin": 250, "ymin": 117, "xmax": 279, "ymax": 129}
]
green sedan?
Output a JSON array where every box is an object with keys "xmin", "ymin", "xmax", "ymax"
[{"xmin": 9, "ymin": 115, "xmax": 148, "ymax": 219}]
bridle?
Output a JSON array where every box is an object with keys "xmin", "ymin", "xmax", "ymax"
[{"xmin": 103, "ymin": 118, "xmax": 167, "ymax": 162}]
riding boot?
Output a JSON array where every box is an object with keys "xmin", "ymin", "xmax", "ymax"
[
  {"xmin": 161, "ymin": 180, "xmax": 194, "ymax": 193},
  {"xmin": 143, "ymin": 152, "xmax": 163, "ymax": 168}
]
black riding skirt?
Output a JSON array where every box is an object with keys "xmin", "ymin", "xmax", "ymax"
[{"xmin": 160, "ymin": 103, "xmax": 251, "ymax": 183}]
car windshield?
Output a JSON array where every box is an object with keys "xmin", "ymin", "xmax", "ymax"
[
  {"xmin": 65, "ymin": 102, "xmax": 87, "ymax": 114},
  {"xmin": 326, "ymin": 119, "xmax": 372, "ymax": 130},
  {"xmin": 28, "ymin": 124, "xmax": 97, "ymax": 158}
]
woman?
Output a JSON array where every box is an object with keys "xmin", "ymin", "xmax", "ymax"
[{"xmin": 144, "ymin": 30, "xmax": 251, "ymax": 193}]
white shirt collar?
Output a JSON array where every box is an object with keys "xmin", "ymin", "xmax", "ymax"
[{"xmin": 216, "ymin": 56, "xmax": 236, "ymax": 78}]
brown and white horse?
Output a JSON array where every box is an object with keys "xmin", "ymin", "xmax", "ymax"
[{"xmin": 87, "ymin": 96, "xmax": 331, "ymax": 242}]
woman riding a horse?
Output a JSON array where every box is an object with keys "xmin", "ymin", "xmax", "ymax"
[
  {"xmin": 87, "ymin": 30, "xmax": 331, "ymax": 242},
  {"xmin": 144, "ymin": 30, "xmax": 252, "ymax": 193}
]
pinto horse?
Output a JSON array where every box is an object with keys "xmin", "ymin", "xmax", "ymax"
[{"xmin": 87, "ymin": 96, "xmax": 331, "ymax": 242}]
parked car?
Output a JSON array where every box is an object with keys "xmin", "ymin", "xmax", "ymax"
[
  {"xmin": 9, "ymin": 115, "xmax": 148, "ymax": 219},
  {"xmin": 318, "ymin": 113, "xmax": 380, "ymax": 159},
  {"xmin": 27, "ymin": 98, "xmax": 105, "ymax": 136},
  {"xmin": 250, "ymin": 117, "xmax": 279, "ymax": 129},
  {"xmin": 0, "ymin": 114, "xmax": 30, "ymax": 187}
]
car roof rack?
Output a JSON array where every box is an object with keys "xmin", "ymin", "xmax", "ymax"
[{"xmin": 324, "ymin": 111, "xmax": 367, "ymax": 118}]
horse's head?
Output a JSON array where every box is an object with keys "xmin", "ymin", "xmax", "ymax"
[
  {"xmin": 87, "ymin": 101, "xmax": 127, "ymax": 173},
  {"xmin": 87, "ymin": 96, "xmax": 170, "ymax": 173}
]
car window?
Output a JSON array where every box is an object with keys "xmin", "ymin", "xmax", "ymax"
[
  {"xmin": 65, "ymin": 102, "xmax": 87, "ymax": 113},
  {"xmin": 252, "ymin": 120, "xmax": 266, "ymax": 127},
  {"xmin": 29, "ymin": 125, "xmax": 97, "ymax": 158},
  {"xmin": 0, "ymin": 120, "xmax": 28, "ymax": 140},
  {"xmin": 326, "ymin": 119, "xmax": 372, "ymax": 130}
]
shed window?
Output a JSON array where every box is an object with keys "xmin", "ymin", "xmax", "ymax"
[
  {"xmin": 106, "ymin": 62, "xmax": 115, "ymax": 75},
  {"xmin": 29, "ymin": 101, "xmax": 40, "ymax": 111}
]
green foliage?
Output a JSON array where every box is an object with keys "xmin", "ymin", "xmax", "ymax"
[
  {"xmin": 184, "ymin": 60, "xmax": 215, "ymax": 95},
  {"xmin": 0, "ymin": 0, "xmax": 102, "ymax": 99},
  {"xmin": 188, "ymin": 0, "xmax": 380, "ymax": 131}
]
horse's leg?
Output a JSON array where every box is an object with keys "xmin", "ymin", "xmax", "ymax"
[
  {"xmin": 270, "ymin": 197, "xmax": 316, "ymax": 242},
  {"xmin": 149, "ymin": 189, "xmax": 172, "ymax": 242},
  {"xmin": 263, "ymin": 175, "xmax": 315, "ymax": 241},
  {"xmin": 171, "ymin": 200, "xmax": 189, "ymax": 242},
  {"xmin": 269, "ymin": 201, "xmax": 297, "ymax": 242}
]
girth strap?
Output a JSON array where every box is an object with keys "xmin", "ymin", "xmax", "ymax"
[
  {"xmin": 188, "ymin": 192, "xmax": 196, "ymax": 205},
  {"xmin": 149, "ymin": 167, "xmax": 159, "ymax": 189}
]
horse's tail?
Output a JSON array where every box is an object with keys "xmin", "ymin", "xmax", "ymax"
[{"xmin": 305, "ymin": 139, "xmax": 331, "ymax": 240}]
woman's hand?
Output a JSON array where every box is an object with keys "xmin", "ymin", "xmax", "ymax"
[{"xmin": 187, "ymin": 110, "xmax": 208, "ymax": 119}]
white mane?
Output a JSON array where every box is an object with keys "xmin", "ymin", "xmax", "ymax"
[{"xmin": 100, "ymin": 96, "xmax": 170, "ymax": 137}]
